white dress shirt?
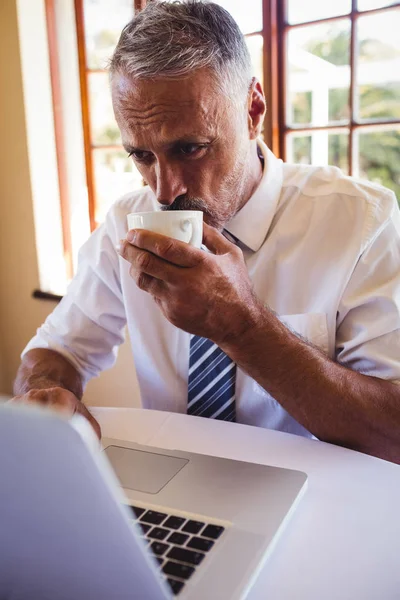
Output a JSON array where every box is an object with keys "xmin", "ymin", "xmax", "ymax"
[{"xmin": 23, "ymin": 139, "xmax": 400, "ymax": 438}]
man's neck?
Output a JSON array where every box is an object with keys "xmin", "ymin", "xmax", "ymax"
[{"xmin": 237, "ymin": 142, "xmax": 264, "ymax": 212}]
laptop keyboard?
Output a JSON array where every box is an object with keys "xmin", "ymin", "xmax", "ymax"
[{"xmin": 129, "ymin": 505, "xmax": 225, "ymax": 596}]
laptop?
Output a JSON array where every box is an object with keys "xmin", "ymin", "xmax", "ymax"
[{"xmin": 0, "ymin": 403, "xmax": 307, "ymax": 600}]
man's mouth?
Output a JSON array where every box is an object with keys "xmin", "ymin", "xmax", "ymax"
[{"xmin": 160, "ymin": 196, "xmax": 223, "ymax": 230}]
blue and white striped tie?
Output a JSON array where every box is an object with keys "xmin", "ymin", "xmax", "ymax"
[{"xmin": 187, "ymin": 335, "xmax": 236, "ymax": 421}]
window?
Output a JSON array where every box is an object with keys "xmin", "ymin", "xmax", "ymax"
[
  {"xmin": 75, "ymin": 0, "xmax": 144, "ymax": 230},
  {"xmin": 284, "ymin": 0, "xmax": 400, "ymax": 200}
]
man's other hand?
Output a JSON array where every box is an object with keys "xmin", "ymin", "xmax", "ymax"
[{"xmin": 10, "ymin": 387, "xmax": 102, "ymax": 439}]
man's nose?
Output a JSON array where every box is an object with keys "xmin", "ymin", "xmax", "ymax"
[{"xmin": 155, "ymin": 161, "xmax": 187, "ymax": 206}]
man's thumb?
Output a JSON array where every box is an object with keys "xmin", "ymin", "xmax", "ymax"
[{"xmin": 202, "ymin": 223, "xmax": 234, "ymax": 255}]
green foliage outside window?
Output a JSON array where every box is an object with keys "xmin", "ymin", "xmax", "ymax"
[{"xmin": 292, "ymin": 29, "xmax": 400, "ymax": 203}]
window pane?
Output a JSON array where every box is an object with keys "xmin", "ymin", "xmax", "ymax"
[
  {"xmin": 246, "ymin": 35, "xmax": 263, "ymax": 85},
  {"xmin": 93, "ymin": 149, "xmax": 144, "ymax": 224},
  {"xmin": 287, "ymin": 0, "xmax": 351, "ymax": 24},
  {"xmin": 287, "ymin": 21, "xmax": 351, "ymax": 126},
  {"xmin": 358, "ymin": 0, "xmax": 398, "ymax": 10},
  {"xmin": 357, "ymin": 10, "xmax": 400, "ymax": 121},
  {"xmin": 84, "ymin": 0, "xmax": 133, "ymax": 69},
  {"xmin": 88, "ymin": 72, "xmax": 120, "ymax": 146},
  {"xmin": 287, "ymin": 131, "xmax": 349, "ymax": 173},
  {"xmin": 287, "ymin": 135, "xmax": 312, "ymax": 164},
  {"xmin": 212, "ymin": 0, "xmax": 263, "ymax": 34},
  {"xmin": 328, "ymin": 132, "xmax": 349, "ymax": 173},
  {"xmin": 357, "ymin": 128, "xmax": 400, "ymax": 201}
]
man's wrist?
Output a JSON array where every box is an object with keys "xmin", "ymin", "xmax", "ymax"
[
  {"xmin": 217, "ymin": 295, "xmax": 269, "ymax": 351},
  {"xmin": 14, "ymin": 349, "xmax": 84, "ymax": 400}
]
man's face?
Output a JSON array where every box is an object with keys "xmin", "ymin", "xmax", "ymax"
[{"xmin": 112, "ymin": 69, "xmax": 256, "ymax": 229}]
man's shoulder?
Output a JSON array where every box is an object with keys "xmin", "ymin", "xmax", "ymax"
[
  {"xmin": 283, "ymin": 162, "xmax": 394, "ymax": 202},
  {"xmin": 282, "ymin": 162, "xmax": 398, "ymax": 233}
]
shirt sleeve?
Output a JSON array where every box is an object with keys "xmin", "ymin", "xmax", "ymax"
[
  {"xmin": 22, "ymin": 210, "xmax": 127, "ymax": 389},
  {"xmin": 336, "ymin": 194, "xmax": 400, "ymax": 383}
]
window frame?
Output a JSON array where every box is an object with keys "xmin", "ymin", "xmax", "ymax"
[
  {"xmin": 74, "ymin": 0, "xmax": 147, "ymax": 232},
  {"xmin": 45, "ymin": 0, "xmax": 74, "ymax": 279},
  {"xmin": 281, "ymin": 0, "xmax": 400, "ymax": 174}
]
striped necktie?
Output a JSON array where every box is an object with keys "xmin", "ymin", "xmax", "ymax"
[{"xmin": 187, "ymin": 335, "xmax": 236, "ymax": 421}]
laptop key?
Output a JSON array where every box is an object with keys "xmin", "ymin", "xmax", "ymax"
[
  {"xmin": 148, "ymin": 527, "xmax": 169, "ymax": 541},
  {"xmin": 140, "ymin": 510, "xmax": 168, "ymax": 525},
  {"xmin": 181, "ymin": 520, "xmax": 205, "ymax": 534},
  {"xmin": 163, "ymin": 561, "xmax": 195, "ymax": 580},
  {"xmin": 167, "ymin": 547, "xmax": 205, "ymax": 566},
  {"xmin": 167, "ymin": 532, "xmax": 189, "ymax": 546},
  {"xmin": 201, "ymin": 525, "xmax": 225, "ymax": 540},
  {"xmin": 167, "ymin": 578, "xmax": 185, "ymax": 595},
  {"xmin": 130, "ymin": 505, "xmax": 145, "ymax": 519},
  {"xmin": 187, "ymin": 536, "xmax": 214, "ymax": 552},
  {"xmin": 164, "ymin": 516, "xmax": 186, "ymax": 530},
  {"xmin": 150, "ymin": 542, "xmax": 170, "ymax": 556}
]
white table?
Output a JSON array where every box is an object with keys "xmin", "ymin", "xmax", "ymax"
[{"xmin": 92, "ymin": 407, "xmax": 400, "ymax": 600}]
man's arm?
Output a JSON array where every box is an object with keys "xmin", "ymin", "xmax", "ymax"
[
  {"xmin": 12, "ymin": 348, "xmax": 101, "ymax": 438},
  {"xmin": 14, "ymin": 348, "xmax": 83, "ymax": 398},
  {"xmin": 12, "ymin": 205, "xmax": 131, "ymax": 438},
  {"xmin": 220, "ymin": 307, "xmax": 400, "ymax": 463},
  {"xmin": 119, "ymin": 222, "xmax": 400, "ymax": 463}
]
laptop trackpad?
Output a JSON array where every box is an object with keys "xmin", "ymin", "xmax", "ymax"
[{"xmin": 105, "ymin": 445, "xmax": 189, "ymax": 494}]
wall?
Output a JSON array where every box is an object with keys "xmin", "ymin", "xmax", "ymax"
[
  {"xmin": 0, "ymin": 0, "xmax": 140, "ymax": 408},
  {"xmin": 0, "ymin": 343, "xmax": 5, "ymax": 392}
]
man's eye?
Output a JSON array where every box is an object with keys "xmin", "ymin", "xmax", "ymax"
[
  {"xmin": 180, "ymin": 144, "xmax": 205, "ymax": 156},
  {"xmin": 128, "ymin": 150, "xmax": 152, "ymax": 162}
]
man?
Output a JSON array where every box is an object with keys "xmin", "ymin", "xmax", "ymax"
[{"xmin": 13, "ymin": 1, "xmax": 400, "ymax": 462}]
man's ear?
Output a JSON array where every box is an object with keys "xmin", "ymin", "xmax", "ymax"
[{"xmin": 247, "ymin": 78, "xmax": 267, "ymax": 140}]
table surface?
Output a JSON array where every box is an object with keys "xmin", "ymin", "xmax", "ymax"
[{"xmin": 92, "ymin": 407, "xmax": 400, "ymax": 600}]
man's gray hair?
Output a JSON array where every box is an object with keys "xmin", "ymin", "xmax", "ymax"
[{"xmin": 110, "ymin": 0, "xmax": 253, "ymax": 101}]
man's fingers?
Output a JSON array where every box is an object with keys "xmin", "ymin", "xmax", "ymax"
[
  {"xmin": 130, "ymin": 267, "xmax": 166, "ymax": 297},
  {"xmin": 75, "ymin": 402, "xmax": 102, "ymax": 440},
  {"xmin": 125, "ymin": 229, "xmax": 204, "ymax": 267},
  {"xmin": 121, "ymin": 242, "xmax": 179, "ymax": 284},
  {"xmin": 10, "ymin": 388, "xmax": 76, "ymax": 416},
  {"xmin": 202, "ymin": 223, "xmax": 236, "ymax": 255},
  {"xmin": 10, "ymin": 388, "xmax": 102, "ymax": 440}
]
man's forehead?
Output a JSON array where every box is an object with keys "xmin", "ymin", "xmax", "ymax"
[
  {"xmin": 112, "ymin": 71, "xmax": 228, "ymax": 119},
  {"xmin": 113, "ymin": 72, "xmax": 225, "ymax": 145}
]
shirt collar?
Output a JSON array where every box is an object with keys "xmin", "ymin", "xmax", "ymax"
[{"xmin": 225, "ymin": 139, "xmax": 283, "ymax": 252}]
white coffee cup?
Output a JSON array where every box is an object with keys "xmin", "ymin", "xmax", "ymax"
[{"xmin": 127, "ymin": 210, "xmax": 203, "ymax": 248}]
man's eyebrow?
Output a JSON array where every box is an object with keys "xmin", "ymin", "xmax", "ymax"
[
  {"xmin": 167, "ymin": 136, "xmax": 212, "ymax": 147},
  {"xmin": 123, "ymin": 144, "xmax": 140, "ymax": 154}
]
